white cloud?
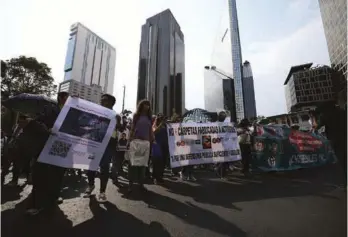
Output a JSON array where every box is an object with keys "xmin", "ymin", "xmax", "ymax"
[{"xmin": 244, "ymin": 16, "xmax": 330, "ymax": 116}]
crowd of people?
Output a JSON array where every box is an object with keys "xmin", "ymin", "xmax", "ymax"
[{"xmin": 3, "ymin": 91, "xmax": 344, "ymax": 218}]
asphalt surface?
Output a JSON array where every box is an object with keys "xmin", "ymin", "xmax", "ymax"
[{"xmin": 1, "ymin": 164, "xmax": 347, "ymax": 237}]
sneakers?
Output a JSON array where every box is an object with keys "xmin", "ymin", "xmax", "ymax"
[
  {"xmin": 188, "ymin": 175, "xmax": 197, "ymax": 182},
  {"xmin": 98, "ymin": 192, "xmax": 107, "ymax": 203},
  {"xmin": 85, "ymin": 185, "xmax": 95, "ymax": 196}
]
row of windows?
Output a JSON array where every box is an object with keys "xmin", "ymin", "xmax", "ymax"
[
  {"xmin": 297, "ymin": 93, "xmax": 334, "ymax": 103},
  {"xmin": 295, "ymin": 87, "xmax": 332, "ymax": 97}
]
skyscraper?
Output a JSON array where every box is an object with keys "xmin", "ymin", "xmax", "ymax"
[
  {"xmin": 318, "ymin": 0, "xmax": 347, "ymax": 107},
  {"xmin": 242, "ymin": 61, "xmax": 257, "ymax": 119},
  {"xmin": 137, "ymin": 9, "xmax": 185, "ymax": 116},
  {"xmin": 228, "ymin": 0, "xmax": 244, "ymax": 121},
  {"xmin": 318, "ymin": 0, "xmax": 347, "ymax": 79},
  {"xmin": 62, "ymin": 22, "xmax": 116, "ymax": 95}
]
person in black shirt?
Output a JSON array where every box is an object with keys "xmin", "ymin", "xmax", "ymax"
[
  {"xmin": 26, "ymin": 92, "xmax": 69, "ymax": 216},
  {"xmin": 85, "ymin": 94, "xmax": 117, "ymax": 202}
]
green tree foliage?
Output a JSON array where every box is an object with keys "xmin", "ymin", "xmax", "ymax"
[{"xmin": 1, "ymin": 56, "xmax": 57, "ymax": 99}]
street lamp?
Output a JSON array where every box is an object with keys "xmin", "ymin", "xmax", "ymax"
[{"xmin": 204, "ymin": 65, "xmax": 236, "ymax": 122}]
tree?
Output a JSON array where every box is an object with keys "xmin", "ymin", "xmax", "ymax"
[{"xmin": 1, "ymin": 56, "xmax": 57, "ymax": 99}]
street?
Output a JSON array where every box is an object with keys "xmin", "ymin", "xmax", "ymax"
[{"xmin": 1, "ymin": 164, "xmax": 346, "ymax": 237}]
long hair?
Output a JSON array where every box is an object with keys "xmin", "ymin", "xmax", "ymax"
[{"xmin": 133, "ymin": 99, "xmax": 152, "ymax": 125}]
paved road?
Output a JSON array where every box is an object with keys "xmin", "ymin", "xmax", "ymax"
[{"xmin": 1, "ymin": 164, "xmax": 346, "ymax": 237}]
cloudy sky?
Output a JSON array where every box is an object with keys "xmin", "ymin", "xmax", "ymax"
[{"xmin": 1, "ymin": 0, "xmax": 330, "ymax": 116}]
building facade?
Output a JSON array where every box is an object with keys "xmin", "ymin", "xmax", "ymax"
[
  {"xmin": 318, "ymin": 0, "xmax": 347, "ymax": 108},
  {"xmin": 204, "ymin": 69, "xmax": 225, "ymax": 113},
  {"xmin": 137, "ymin": 9, "xmax": 185, "ymax": 117},
  {"xmin": 228, "ymin": 0, "xmax": 244, "ymax": 121},
  {"xmin": 58, "ymin": 79, "xmax": 103, "ymax": 104},
  {"xmin": 318, "ymin": 0, "xmax": 347, "ymax": 78},
  {"xmin": 63, "ymin": 22, "xmax": 116, "ymax": 94},
  {"xmin": 284, "ymin": 63, "xmax": 335, "ymax": 112},
  {"xmin": 242, "ymin": 61, "xmax": 257, "ymax": 119}
]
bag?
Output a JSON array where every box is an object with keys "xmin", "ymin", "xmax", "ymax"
[{"xmin": 128, "ymin": 139, "xmax": 150, "ymax": 167}]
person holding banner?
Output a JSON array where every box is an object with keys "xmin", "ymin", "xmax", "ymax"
[
  {"xmin": 84, "ymin": 94, "xmax": 117, "ymax": 202},
  {"xmin": 26, "ymin": 92, "xmax": 69, "ymax": 216},
  {"xmin": 127, "ymin": 99, "xmax": 154, "ymax": 193}
]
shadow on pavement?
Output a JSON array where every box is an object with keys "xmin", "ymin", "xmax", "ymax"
[
  {"xmin": 60, "ymin": 172, "xmax": 88, "ymax": 200},
  {"xmin": 69, "ymin": 196, "xmax": 172, "ymax": 237},
  {"xmin": 1, "ymin": 184, "xmax": 26, "ymax": 204},
  {"xmin": 161, "ymin": 164, "xmax": 346, "ymax": 209},
  {"xmin": 1, "ymin": 197, "xmax": 73, "ymax": 237},
  {"xmin": 143, "ymin": 189, "xmax": 247, "ymax": 237}
]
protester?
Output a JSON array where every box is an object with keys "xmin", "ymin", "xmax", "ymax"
[
  {"xmin": 112, "ymin": 114, "xmax": 128, "ymax": 185},
  {"xmin": 5, "ymin": 114, "xmax": 32, "ymax": 186},
  {"xmin": 237, "ymin": 118, "xmax": 252, "ymax": 175},
  {"xmin": 151, "ymin": 113, "xmax": 167, "ymax": 184},
  {"xmin": 214, "ymin": 111, "xmax": 230, "ymax": 178},
  {"xmin": 26, "ymin": 91, "xmax": 69, "ymax": 216},
  {"xmin": 128, "ymin": 99, "xmax": 153, "ymax": 193},
  {"xmin": 85, "ymin": 94, "xmax": 117, "ymax": 202}
]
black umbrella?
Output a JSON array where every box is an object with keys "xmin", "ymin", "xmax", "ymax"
[{"xmin": 2, "ymin": 93, "xmax": 57, "ymax": 116}]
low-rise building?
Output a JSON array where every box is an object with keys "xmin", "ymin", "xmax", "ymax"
[
  {"xmin": 58, "ymin": 79, "xmax": 103, "ymax": 104},
  {"xmin": 284, "ymin": 63, "xmax": 335, "ymax": 113}
]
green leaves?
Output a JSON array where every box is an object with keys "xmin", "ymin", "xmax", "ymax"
[{"xmin": 1, "ymin": 56, "xmax": 57, "ymax": 99}]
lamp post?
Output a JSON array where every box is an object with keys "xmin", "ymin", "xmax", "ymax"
[{"xmin": 204, "ymin": 65, "xmax": 236, "ymax": 122}]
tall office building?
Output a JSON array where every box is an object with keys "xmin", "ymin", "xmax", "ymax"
[
  {"xmin": 228, "ymin": 0, "xmax": 244, "ymax": 121},
  {"xmin": 137, "ymin": 9, "xmax": 185, "ymax": 116},
  {"xmin": 242, "ymin": 61, "xmax": 257, "ymax": 119},
  {"xmin": 62, "ymin": 22, "xmax": 116, "ymax": 95},
  {"xmin": 318, "ymin": 0, "xmax": 347, "ymax": 107},
  {"xmin": 318, "ymin": 0, "xmax": 347, "ymax": 78}
]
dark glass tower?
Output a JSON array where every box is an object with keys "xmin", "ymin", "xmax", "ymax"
[
  {"xmin": 242, "ymin": 61, "xmax": 257, "ymax": 119},
  {"xmin": 137, "ymin": 9, "xmax": 185, "ymax": 117}
]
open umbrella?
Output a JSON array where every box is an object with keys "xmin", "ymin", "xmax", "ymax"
[{"xmin": 2, "ymin": 93, "xmax": 57, "ymax": 116}]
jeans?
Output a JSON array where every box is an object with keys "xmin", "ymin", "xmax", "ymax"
[
  {"xmin": 152, "ymin": 157, "xmax": 164, "ymax": 181},
  {"xmin": 87, "ymin": 148, "xmax": 114, "ymax": 193},
  {"xmin": 128, "ymin": 166, "xmax": 146, "ymax": 186}
]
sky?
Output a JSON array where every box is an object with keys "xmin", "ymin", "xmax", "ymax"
[{"xmin": 0, "ymin": 0, "xmax": 330, "ymax": 117}]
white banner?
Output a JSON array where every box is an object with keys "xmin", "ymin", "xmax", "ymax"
[
  {"xmin": 167, "ymin": 122, "xmax": 241, "ymax": 168},
  {"xmin": 38, "ymin": 97, "xmax": 117, "ymax": 171}
]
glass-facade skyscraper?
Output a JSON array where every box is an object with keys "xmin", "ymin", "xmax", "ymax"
[
  {"xmin": 242, "ymin": 61, "xmax": 257, "ymax": 119},
  {"xmin": 318, "ymin": 0, "xmax": 347, "ymax": 79},
  {"xmin": 137, "ymin": 9, "xmax": 185, "ymax": 117},
  {"xmin": 228, "ymin": 0, "xmax": 244, "ymax": 121}
]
